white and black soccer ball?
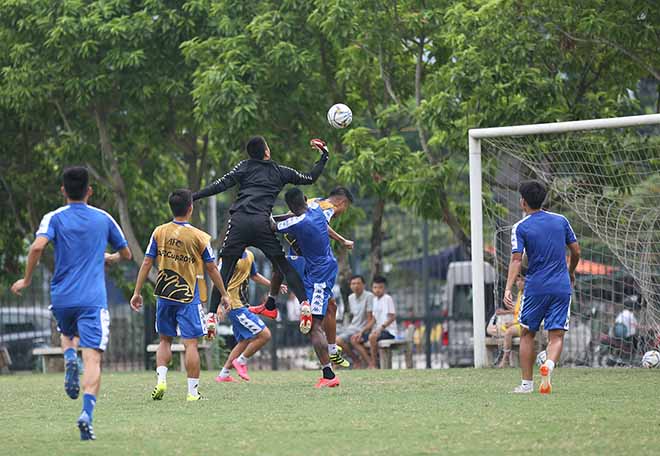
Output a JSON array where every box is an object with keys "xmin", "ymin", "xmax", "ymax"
[
  {"xmin": 642, "ymin": 350, "xmax": 660, "ymax": 368},
  {"xmin": 536, "ymin": 350, "xmax": 547, "ymax": 367},
  {"xmin": 327, "ymin": 103, "xmax": 352, "ymax": 129}
]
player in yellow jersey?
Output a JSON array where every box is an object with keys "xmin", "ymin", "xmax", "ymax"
[
  {"xmin": 215, "ymin": 249, "xmax": 286, "ymax": 382},
  {"xmin": 498, "ymin": 274, "xmax": 525, "ymax": 368},
  {"xmin": 131, "ymin": 189, "xmax": 230, "ymax": 401}
]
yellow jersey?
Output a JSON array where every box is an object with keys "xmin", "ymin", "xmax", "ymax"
[
  {"xmin": 222, "ymin": 250, "xmax": 256, "ymax": 309},
  {"xmin": 148, "ymin": 221, "xmax": 213, "ymax": 304}
]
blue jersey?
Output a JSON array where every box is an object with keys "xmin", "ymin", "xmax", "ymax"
[
  {"xmin": 511, "ymin": 211, "xmax": 577, "ymax": 296},
  {"xmin": 276, "ymin": 202, "xmax": 337, "ymax": 282},
  {"xmin": 36, "ymin": 203, "xmax": 128, "ymax": 309}
]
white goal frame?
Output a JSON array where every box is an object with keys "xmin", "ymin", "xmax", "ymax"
[{"xmin": 468, "ymin": 113, "xmax": 660, "ymax": 368}]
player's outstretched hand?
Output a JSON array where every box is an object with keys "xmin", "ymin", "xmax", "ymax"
[
  {"xmin": 343, "ymin": 239, "xmax": 355, "ymax": 250},
  {"xmin": 503, "ymin": 290, "xmax": 514, "ymax": 310},
  {"xmin": 130, "ymin": 294, "xmax": 143, "ymax": 312},
  {"xmin": 10, "ymin": 278, "xmax": 29, "ymax": 296},
  {"xmin": 310, "ymin": 138, "xmax": 328, "ymax": 154}
]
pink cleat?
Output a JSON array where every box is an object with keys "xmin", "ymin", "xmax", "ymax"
[
  {"xmin": 232, "ymin": 359, "xmax": 250, "ymax": 381},
  {"xmin": 215, "ymin": 375, "xmax": 236, "ymax": 383},
  {"xmin": 314, "ymin": 377, "xmax": 340, "ymax": 388}
]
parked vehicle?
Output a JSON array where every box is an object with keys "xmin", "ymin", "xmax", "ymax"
[{"xmin": 0, "ymin": 307, "xmax": 52, "ymax": 371}]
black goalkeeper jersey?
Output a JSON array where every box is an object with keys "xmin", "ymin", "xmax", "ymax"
[{"xmin": 192, "ymin": 153, "xmax": 328, "ymax": 216}]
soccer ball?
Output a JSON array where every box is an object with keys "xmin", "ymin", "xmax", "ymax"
[
  {"xmin": 535, "ymin": 350, "xmax": 547, "ymax": 367},
  {"xmin": 642, "ymin": 350, "xmax": 660, "ymax": 368},
  {"xmin": 327, "ymin": 103, "xmax": 352, "ymax": 129}
]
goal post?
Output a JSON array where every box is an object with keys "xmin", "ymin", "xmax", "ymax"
[{"xmin": 468, "ymin": 113, "xmax": 660, "ymax": 368}]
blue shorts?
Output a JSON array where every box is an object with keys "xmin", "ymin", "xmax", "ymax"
[
  {"xmin": 519, "ymin": 294, "xmax": 571, "ymax": 332},
  {"xmin": 155, "ymin": 300, "xmax": 206, "ymax": 339},
  {"xmin": 287, "ymin": 255, "xmax": 306, "ymax": 281},
  {"xmin": 51, "ymin": 306, "xmax": 110, "ymax": 351},
  {"xmin": 287, "ymin": 255, "xmax": 336, "ymax": 317},
  {"xmin": 229, "ymin": 307, "xmax": 266, "ymax": 342}
]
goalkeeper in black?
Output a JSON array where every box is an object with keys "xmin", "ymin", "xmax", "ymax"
[{"xmin": 193, "ymin": 136, "xmax": 329, "ymax": 336}]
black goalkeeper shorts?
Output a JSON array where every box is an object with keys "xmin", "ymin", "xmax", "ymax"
[{"xmin": 220, "ymin": 212, "xmax": 283, "ymax": 258}]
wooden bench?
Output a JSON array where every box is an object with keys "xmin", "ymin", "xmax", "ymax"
[
  {"xmin": 32, "ymin": 347, "xmax": 82, "ymax": 373},
  {"xmin": 146, "ymin": 342, "xmax": 212, "ymax": 371},
  {"xmin": 485, "ymin": 336, "xmax": 520, "ymax": 367},
  {"xmin": 375, "ymin": 326, "xmax": 415, "ymax": 369}
]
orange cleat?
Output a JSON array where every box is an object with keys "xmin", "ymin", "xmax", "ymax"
[
  {"xmin": 539, "ymin": 364, "xmax": 552, "ymax": 394},
  {"xmin": 314, "ymin": 376, "xmax": 340, "ymax": 388},
  {"xmin": 299, "ymin": 301, "xmax": 312, "ymax": 334},
  {"xmin": 248, "ymin": 304, "xmax": 278, "ymax": 320}
]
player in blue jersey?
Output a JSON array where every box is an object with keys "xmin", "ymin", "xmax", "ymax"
[
  {"xmin": 504, "ymin": 180, "xmax": 580, "ymax": 394},
  {"xmin": 273, "ymin": 187, "xmax": 339, "ymax": 387},
  {"xmin": 10, "ymin": 167, "xmax": 132, "ymax": 440}
]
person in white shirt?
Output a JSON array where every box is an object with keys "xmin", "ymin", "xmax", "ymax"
[
  {"xmin": 613, "ymin": 295, "xmax": 640, "ymax": 338},
  {"xmin": 352, "ymin": 276, "xmax": 397, "ymax": 368},
  {"xmin": 337, "ymin": 275, "xmax": 374, "ymax": 367}
]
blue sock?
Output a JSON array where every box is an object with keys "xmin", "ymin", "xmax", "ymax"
[
  {"xmin": 82, "ymin": 394, "xmax": 96, "ymax": 421},
  {"xmin": 64, "ymin": 348, "xmax": 77, "ymax": 363}
]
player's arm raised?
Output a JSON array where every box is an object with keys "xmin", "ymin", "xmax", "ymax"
[
  {"xmin": 279, "ymin": 139, "xmax": 329, "ymax": 185},
  {"xmin": 10, "ymin": 236, "xmax": 49, "ymax": 296},
  {"xmin": 192, "ymin": 160, "xmax": 246, "ymax": 201},
  {"xmin": 327, "ymin": 225, "xmax": 354, "ymax": 250}
]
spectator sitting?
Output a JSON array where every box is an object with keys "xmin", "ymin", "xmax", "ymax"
[
  {"xmin": 613, "ymin": 295, "xmax": 639, "ymax": 339},
  {"xmin": 495, "ymin": 274, "xmax": 524, "ymax": 368},
  {"xmin": 353, "ymin": 275, "xmax": 397, "ymax": 369},
  {"xmin": 337, "ymin": 275, "xmax": 374, "ymax": 368}
]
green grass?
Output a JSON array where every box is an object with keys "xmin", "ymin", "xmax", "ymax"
[{"xmin": 1, "ymin": 369, "xmax": 658, "ymax": 455}]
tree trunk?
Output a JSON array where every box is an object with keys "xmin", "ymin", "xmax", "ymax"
[
  {"xmin": 370, "ymin": 197, "xmax": 385, "ymax": 281},
  {"xmin": 94, "ymin": 106, "xmax": 156, "ymax": 282}
]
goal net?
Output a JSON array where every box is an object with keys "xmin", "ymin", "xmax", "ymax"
[{"xmin": 469, "ymin": 114, "xmax": 660, "ymax": 368}]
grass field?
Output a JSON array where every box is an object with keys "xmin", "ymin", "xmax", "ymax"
[{"xmin": 1, "ymin": 368, "xmax": 658, "ymax": 455}]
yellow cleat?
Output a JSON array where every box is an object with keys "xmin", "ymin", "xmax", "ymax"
[
  {"xmin": 330, "ymin": 346, "xmax": 350, "ymax": 368},
  {"xmin": 186, "ymin": 393, "xmax": 205, "ymax": 402},
  {"xmin": 152, "ymin": 382, "xmax": 167, "ymax": 401},
  {"xmin": 539, "ymin": 364, "xmax": 552, "ymax": 395}
]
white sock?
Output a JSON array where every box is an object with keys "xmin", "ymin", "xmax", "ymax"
[
  {"xmin": 236, "ymin": 354, "xmax": 248, "ymax": 365},
  {"xmin": 322, "ymin": 363, "xmax": 332, "ymax": 369},
  {"xmin": 328, "ymin": 344, "xmax": 338, "ymax": 355},
  {"xmin": 187, "ymin": 378, "xmax": 199, "ymax": 396},
  {"xmin": 156, "ymin": 366, "xmax": 168, "ymax": 384},
  {"xmin": 545, "ymin": 359, "xmax": 555, "ymax": 372},
  {"xmin": 219, "ymin": 367, "xmax": 230, "ymax": 378},
  {"xmin": 521, "ymin": 379, "xmax": 534, "ymax": 389}
]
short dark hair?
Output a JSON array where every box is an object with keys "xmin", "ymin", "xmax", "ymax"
[
  {"xmin": 372, "ymin": 275, "xmax": 387, "ymax": 285},
  {"xmin": 329, "ymin": 186, "xmax": 354, "ymax": 203},
  {"xmin": 519, "ymin": 180, "xmax": 546, "ymax": 210},
  {"xmin": 284, "ymin": 187, "xmax": 307, "ymax": 213},
  {"xmin": 62, "ymin": 166, "xmax": 89, "ymax": 201},
  {"xmin": 350, "ymin": 274, "xmax": 365, "ymax": 283},
  {"xmin": 169, "ymin": 189, "xmax": 193, "ymax": 217},
  {"xmin": 246, "ymin": 136, "xmax": 267, "ymax": 160}
]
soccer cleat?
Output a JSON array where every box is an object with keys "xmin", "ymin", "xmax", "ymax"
[
  {"xmin": 215, "ymin": 375, "xmax": 236, "ymax": 383},
  {"xmin": 539, "ymin": 363, "xmax": 553, "ymax": 395},
  {"xmin": 232, "ymin": 359, "xmax": 250, "ymax": 381},
  {"xmin": 64, "ymin": 359, "xmax": 80, "ymax": 400},
  {"xmin": 77, "ymin": 412, "xmax": 96, "ymax": 441},
  {"xmin": 186, "ymin": 393, "xmax": 206, "ymax": 401},
  {"xmin": 206, "ymin": 313, "xmax": 217, "ymax": 340},
  {"xmin": 299, "ymin": 301, "xmax": 312, "ymax": 334},
  {"xmin": 151, "ymin": 382, "xmax": 167, "ymax": 400},
  {"xmin": 248, "ymin": 304, "xmax": 278, "ymax": 320},
  {"xmin": 512, "ymin": 385, "xmax": 533, "ymax": 394},
  {"xmin": 329, "ymin": 346, "xmax": 350, "ymax": 368},
  {"xmin": 314, "ymin": 376, "xmax": 340, "ymax": 388}
]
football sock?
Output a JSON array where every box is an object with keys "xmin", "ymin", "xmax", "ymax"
[
  {"xmin": 64, "ymin": 348, "xmax": 77, "ymax": 363},
  {"xmin": 328, "ymin": 344, "xmax": 339, "ymax": 355},
  {"xmin": 82, "ymin": 394, "xmax": 96, "ymax": 421},
  {"xmin": 265, "ymin": 295, "xmax": 277, "ymax": 311},
  {"xmin": 322, "ymin": 364, "xmax": 335, "ymax": 380},
  {"xmin": 156, "ymin": 366, "xmax": 168, "ymax": 384},
  {"xmin": 187, "ymin": 378, "xmax": 199, "ymax": 396},
  {"xmin": 219, "ymin": 367, "xmax": 230, "ymax": 378},
  {"xmin": 236, "ymin": 354, "xmax": 248, "ymax": 365},
  {"xmin": 545, "ymin": 359, "xmax": 555, "ymax": 372},
  {"xmin": 521, "ymin": 379, "xmax": 533, "ymax": 389}
]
